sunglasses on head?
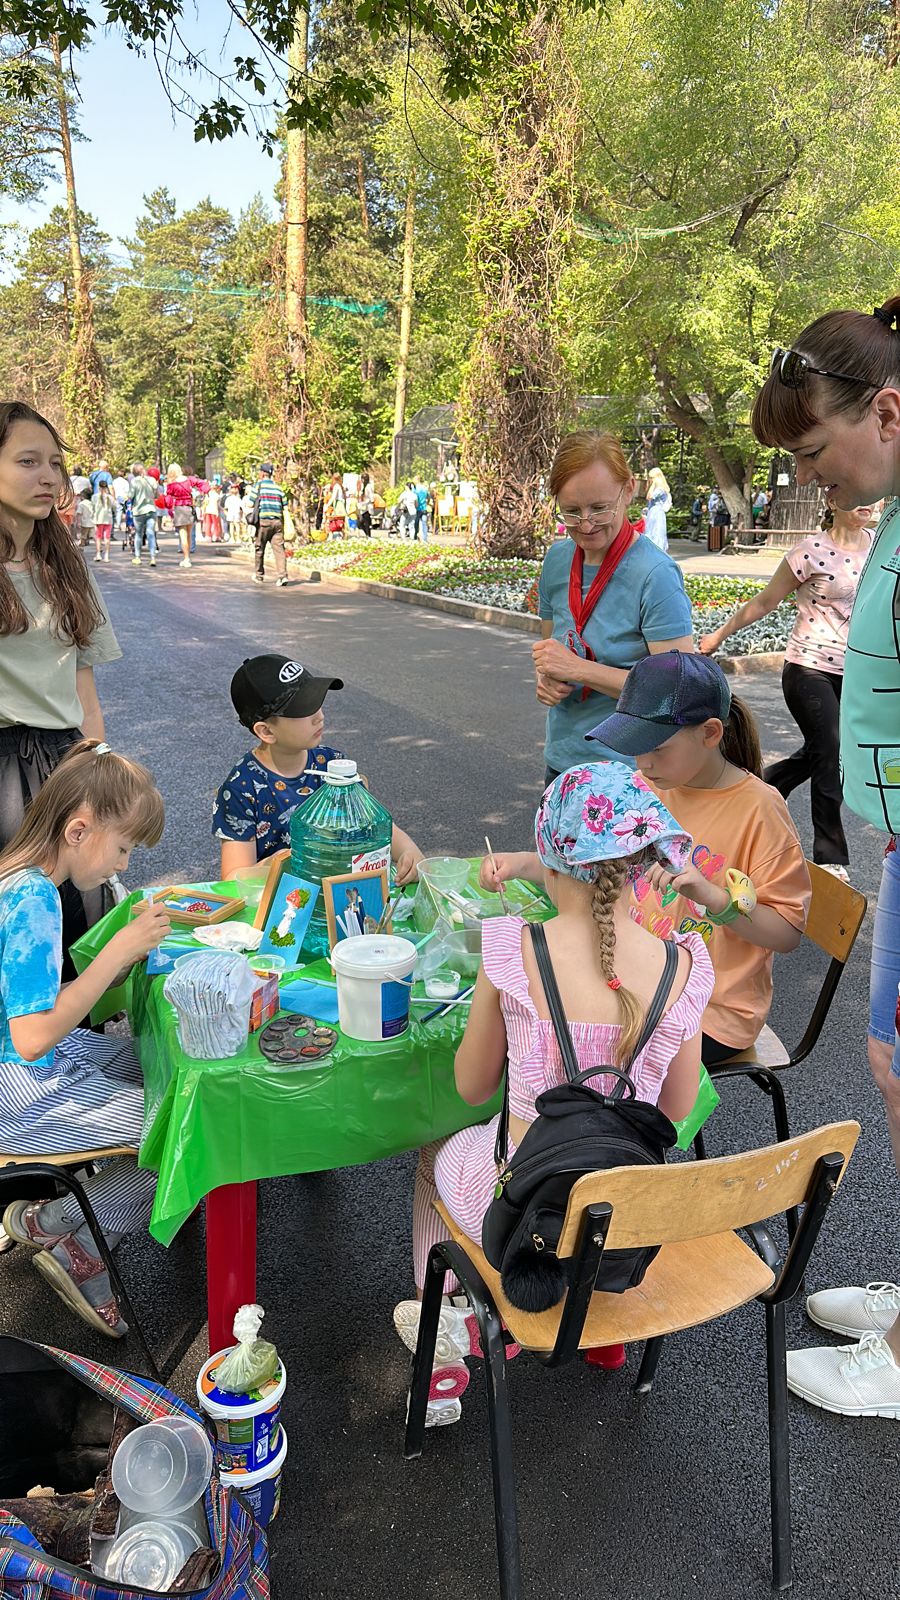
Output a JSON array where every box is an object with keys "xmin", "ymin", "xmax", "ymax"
[{"xmin": 770, "ymin": 347, "xmax": 875, "ymax": 391}]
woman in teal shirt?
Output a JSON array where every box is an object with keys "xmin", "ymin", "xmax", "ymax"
[
  {"xmin": 533, "ymin": 431, "xmax": 693, "ymax": 781},
  {"xmin": 752, "ymin": 299, "xmax": 900, "ymax": 1421}
]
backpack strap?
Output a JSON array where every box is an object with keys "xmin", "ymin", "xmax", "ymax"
[
  {"xmin": 530, "ymin": 923, "xmax": 680, "ymax": 1099},
  {"xmin": 492, "ymin": 927, "xmax": 681, "ymax": 1168}
]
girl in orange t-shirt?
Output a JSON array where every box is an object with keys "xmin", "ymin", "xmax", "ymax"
[
  {"xmin": 484, "ymin": 653, "xmax": 810, "ymax": 1065},
  {"xmin": 586, "ymin": 651, "xmax": 811, "ymax": 1063}
]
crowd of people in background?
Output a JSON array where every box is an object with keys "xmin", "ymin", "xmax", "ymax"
[{"xmin": 62, "ymin": 459, "xmax": 283, "ymax": 574}]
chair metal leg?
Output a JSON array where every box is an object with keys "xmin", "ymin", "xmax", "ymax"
[
  {"xmin": 444, "ymin": 1244, "xmax": 523, "ymax": 1600},
  {"xmin": 0, "ymin": 1163, "xmax": 160, "ymax": 1381},
  {"xmin": 634, "ymin": 1336, "xmax": 665, "ymax": 1395},
  {"xmin": 765, "ymin": 1300, "xmax": 793, "ymax": 1591},
  {"xmin": 404, "ymin": 1248, "xmax": 447, "ymax": 1460},
  {"xmin": 693, "ymin": 1126, "xmax": 708, "ymax": 1162},
  {"xmin": 750, "ymin": 1072, "xmax": 800, "ymax": 1244}
]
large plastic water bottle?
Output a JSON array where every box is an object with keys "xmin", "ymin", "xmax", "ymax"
[{"xmin": 290, "ymin": 759, "xmax": 393, "ymax": 956}]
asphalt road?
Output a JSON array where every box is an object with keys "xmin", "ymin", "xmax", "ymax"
[{"xmin": 1, "ymin": 540, "xmax": 896, "ymax": 1599}]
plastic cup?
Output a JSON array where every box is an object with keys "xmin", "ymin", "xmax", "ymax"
[
  {"xmin": 100, "ymin": 1519, "xmax": 202, "ymax": 1589},
  {"xmin": 111, "ymin": 1419, "xmax": 213, "ymax": 1517}
]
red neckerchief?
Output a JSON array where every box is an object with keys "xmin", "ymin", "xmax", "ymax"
[{"xmin": 566, "ymin": 520, "xmax": 635, "ymax": 699}]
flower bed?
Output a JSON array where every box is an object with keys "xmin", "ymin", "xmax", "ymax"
[{"xmin": 290, "ymin": 541, "xmax": 791, "ymax": 655}]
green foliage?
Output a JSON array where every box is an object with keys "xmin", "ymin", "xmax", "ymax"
[
  {"xmin": 566, "ymin": 0, "xmax": 900, "ymax": 515},
  {"xmin": 0, "ymin": 0, "xmax": 586, "ymax": 136},
  {"xmin": 222, "ymin": 417, "xmax": 274, "ymax": 478}
]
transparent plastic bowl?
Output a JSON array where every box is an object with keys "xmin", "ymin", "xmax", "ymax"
[
  {"xmin": 111, "ymin": 1418, "xmax": 213, "ymax": 1516},
  {"xmin": 416, "ymin": 856, "xmax": 471, "ymax": 894},
  {"xmin": 100, "ymin": 1519, "xmax": 202, "ymax": 1590}
]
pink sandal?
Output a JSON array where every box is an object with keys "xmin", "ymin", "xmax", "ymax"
[{"xmin": 33, "ymin": 1233, "xmax": 127, "ymax": 1339}]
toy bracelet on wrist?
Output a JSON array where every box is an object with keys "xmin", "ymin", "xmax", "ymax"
[{"xmin": 705, "ymin": 868, "xmax": 757, "ymax": 927}]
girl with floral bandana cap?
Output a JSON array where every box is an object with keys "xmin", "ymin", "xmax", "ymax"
[{"xmin": 393, "ymin": 761, "xmax": 714, "ymax": 1427}]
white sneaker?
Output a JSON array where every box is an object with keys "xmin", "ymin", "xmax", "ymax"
[
  {"xmin": 807, "ymin": 1281, "xmax": 900, "ymax": 1339},
  {"xmin": 820, "ymin": 863, "xmax": 850, "ymax": 884},
  {"xmin": 180, "ymin": 557, "xmax": 192, "ymax": 568},
  {"xmin": 787, "ymin": 1332, "xmax": 900, "ymax": 1418},
  {"xmin": 405, "ymin": 1361, "xmax": 470, "ymax": 1429},
  {"xmin": 394, "ymin": 1298, "xmax": 479, "ymax": 1364}
]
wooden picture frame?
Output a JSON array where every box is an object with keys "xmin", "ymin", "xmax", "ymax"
[
  {"xmin": 322, "ymin": 868, "xmax": 389, "ymax": 949},
  {"xmin": 253, "ymin": 850, "xmax": 320, "ymax": 960},
  {"xmin": 151, "ymin": 887, "xmax": 245, "ymax": 926},
  {"xmin": 253, "ymin": 849, "xmax": 291, "ymax": 931}
]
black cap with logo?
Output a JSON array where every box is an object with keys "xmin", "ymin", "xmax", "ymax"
[{"xmin": 230, "ymin": 655, "xmax": 343, "ymax": 728}]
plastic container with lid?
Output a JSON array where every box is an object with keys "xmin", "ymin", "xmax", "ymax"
[
  {"xmin": 290, "ymin": 759, "xmax": 392, "ymax": 958},
  {"xmin": 99, "ymin": 1519, "xmax": 202, "ymax": 1591},
  {"xmin": 111, "ymin": 1418, "xmax": 213, "ymax": 1517},
  {"xmin": 330, "ymin": 934, "xmax": 417, "ymax": 1042},
  {"xmin": 197, "ymin": 1347, "xmax": 287, "ymax": 1474},
  {"xmin": 218, "ymin": 1427, "xmax": 288, "ymax": 1527}
]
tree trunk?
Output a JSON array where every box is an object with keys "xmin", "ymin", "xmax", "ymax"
[
  {"xmin": 184, "ymin": 366, "xmax": 196, "ymax": 474},
  {"xmin": 648, "ymin": 348, "xmax": 753, "ymax": 528},
  {"xmin": 51, "ymin": 35, "xmax": 104, "ymax": 462},
  {"xmin": 282, "ymin": 3, "xmax": 311, "ymax": 532},
  {"xmin": 458, "ymin": 16, "xmax": 579, "ymax": 557},
  {"xmin": 391, "ymin": 173, "xmax": 416, "ymax": 486},
  {"xmin": 356, "ymin": 152, "xmax": 369, "ymax": 234}
]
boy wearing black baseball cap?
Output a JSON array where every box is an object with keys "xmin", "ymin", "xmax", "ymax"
[{"xmin": 212, "ymin": 654, "xmax": 424, "ymax": 884}]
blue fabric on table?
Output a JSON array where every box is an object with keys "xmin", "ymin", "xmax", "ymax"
[{"xmin": 280, "ymin": 977, "xmax": 340, "ymax": 1023}]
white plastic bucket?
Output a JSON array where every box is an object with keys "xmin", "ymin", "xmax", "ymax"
[
  {"xmin": 330, "ymin": 934, "xmax": 417, "ymax": 1042},
  {"xmin": 219, "ymin": 1428, "xmax": 288, "ymax": 1526},
  {"xmin": 196, "ymin": 1349, "xmax": 287, "ymax": 1474}
]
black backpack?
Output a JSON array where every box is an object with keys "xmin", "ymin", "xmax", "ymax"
[{"xmin": 481, "ymin": 924, "xmax": 679, "ymax": 1313}]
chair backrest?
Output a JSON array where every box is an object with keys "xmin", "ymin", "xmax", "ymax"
[
  {"xmin": 803, "ymin": 860, "xmax": 867, "ymax": 962},
  {"xmin": 556, "ymin": 1121, "xmax": 859, "ymax": 1256}
]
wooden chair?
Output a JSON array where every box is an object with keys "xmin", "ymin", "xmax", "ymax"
[
  {"xmin": 454, "ymin": 497, "xmax": 473, "ymax": 539},
  {"xmin": 436, "ymin": 495, "xmax": 454, "ymax": 535},
  {"xmin": 697, "ymin": 861, "xmax": 867, "ymax": 1158},
  {"xmin": 0, "ymin": 1145, "xmax": 160, "ymax": 1378},
  {"xmin": 405, "ymin": 1121, "xmax": 859, "ymax": 1598}
]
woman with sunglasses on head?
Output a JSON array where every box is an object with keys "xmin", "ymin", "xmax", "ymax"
[
  {"xmin": 699, "ymin": 494, "xmax": 879, "ymax": 881},
  {"xmin": 532, "ymin": 432, "xmax": 693, "ymax": 785},
  {"xmin": 752, "ymin": 299, "xmax": 900, "ymax": 1420}
]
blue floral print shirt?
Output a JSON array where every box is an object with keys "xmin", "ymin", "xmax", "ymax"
[{"xmin": 212, "ymin": 746, "xmax": 344, "ymax": 859}]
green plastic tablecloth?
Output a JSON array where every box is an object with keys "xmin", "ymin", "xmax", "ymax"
[{"xmin": 72, "ymin": 874, "xmax": 719, "ymax": 1247}]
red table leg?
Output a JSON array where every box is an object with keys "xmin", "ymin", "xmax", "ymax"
[{"xmin": 205, "ymin": 1181, "xmax": 257, "ymax": 1355}]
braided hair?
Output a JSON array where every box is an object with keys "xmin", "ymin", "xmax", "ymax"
[{"xmin": 589, "ymin": 847, "xmax": 656, "ymax": 1064}]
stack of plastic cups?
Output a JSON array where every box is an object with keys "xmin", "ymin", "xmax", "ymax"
[{"xmin": 98, "ymin": 1418, "xmax": 213, "ymax": 1590}]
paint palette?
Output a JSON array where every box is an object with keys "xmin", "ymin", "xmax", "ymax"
[{"xmin": 257, "ymin": 1012, "xmax": 338, "ymax": 1068}]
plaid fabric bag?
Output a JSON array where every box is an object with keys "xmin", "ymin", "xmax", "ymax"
[{"xmin": 0, "ymin": 1337, "xmax": 270, "ymax": 1599}]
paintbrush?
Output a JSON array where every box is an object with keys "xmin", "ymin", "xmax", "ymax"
[
  {"xmin": 418, "ymin": 985, "xmax": 475, "ymax": 1024},
  {"xmin": 484, "ymin": 835, "xmax": 511, "ymax": 914},
  {"xmin": 375, "ymin": 888, "xmax": 405, "ymax": 935}
]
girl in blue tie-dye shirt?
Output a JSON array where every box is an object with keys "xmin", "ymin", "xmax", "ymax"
[{"xmin": 0, "ymin": 741, "xmax": 170, "ymax": 1339}]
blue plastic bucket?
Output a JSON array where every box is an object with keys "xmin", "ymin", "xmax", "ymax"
[
  {"xmin": 196, "ymin": 1348, "xmax": 286, "ymax": 1474},
  {"xmin": 219, "ymin": 1427, "xmax": 288, "ymax": 1526}
]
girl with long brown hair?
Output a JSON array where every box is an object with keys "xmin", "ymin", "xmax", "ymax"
[
  {"xmin": 0, "ymin": 401, "xmax": 122, "ymax": 962},
  {"xmin": 394, "ymin": 765, "xmax": 713, "ymax": 1425},
  {"xmin": 531, "ymin": 430, "xmax": 693, "ymax": 785},
  {"xmin": 0, "ymin": 740, "xmax": 169, "ymax": 1338}
]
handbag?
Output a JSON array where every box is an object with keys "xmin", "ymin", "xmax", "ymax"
[
  {"xmin": 481, "ymin": 924, "xmax": 679, "ymax": 1313},
  {"xmin": 0, "ymin": 1336, "xmax": 269, "ymax": 1599},
  {"xmin": 245, "ymin": 493, "xmax": 260, "ymax": 529}
]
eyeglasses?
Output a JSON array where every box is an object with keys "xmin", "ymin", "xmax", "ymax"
[
  {"xmin": 770, "ymin": 347, "xmax": 875, "ymax": 392},
  {"xmin": 557, "ymin": 488, "xmax": 624, "ymax": 530}
]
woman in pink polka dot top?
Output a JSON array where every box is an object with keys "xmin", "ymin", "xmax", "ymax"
[{"xmin": 699, "ymin": 496, "xmax": 880, "ymax": 879}]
